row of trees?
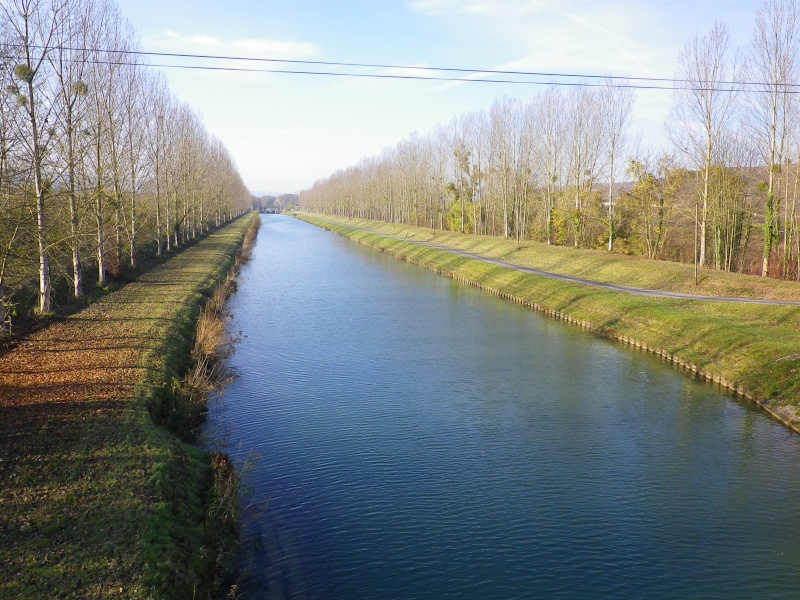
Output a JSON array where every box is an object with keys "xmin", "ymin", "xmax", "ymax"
[
  {"xmin": 301, "ymin": 0, "xmax": 800, "ymax": 281},
  {"xmin": 301, "ymin": 87, "xmax": 636, "ymax": 248},
  {"xmin": 0, "ymin": 0, "xmax": 251, "ymax": 325},
  {"xmin": 253, "ymin": 193, "xmax": 298, "ymax": 212}
]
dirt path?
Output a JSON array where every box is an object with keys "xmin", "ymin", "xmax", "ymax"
[{"xmin": 0, "ymin": 226, "xmax": 246, "ymax": 598}]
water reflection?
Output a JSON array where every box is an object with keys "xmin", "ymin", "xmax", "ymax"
[{"xmin": 207, "ymin": 215, "xmax": 800, "ymax": 600}]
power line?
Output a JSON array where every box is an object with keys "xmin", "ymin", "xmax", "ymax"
[
  {"xmin": 3, "ymin": 44, "xmax": 798, "ymax": 92},
  {"xmin": 79, "ymin": 58, "xmax": 800, "ymax": 93},
  {"xmin": 35, "ymin": 45, "xmax": 800, "ymax": 89},
  {"xmin": 146, "ymin": 62, "xmax": 681, "ymax": 90},
  {"xmin": 72, "ymin": 46, "xmax": 686, "ymax": 84}
]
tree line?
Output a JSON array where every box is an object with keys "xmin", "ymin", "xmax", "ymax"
[
  {"xmin": 0, "ymin": 0, "xmax": 251, "ymax": 328},
  {"xmin": 301, "ymin": 0, "xmax": 800, "ymax": 281},
  {"xmin": 253, "ymin": 193, "xmax": 298, "ymax": 212}
]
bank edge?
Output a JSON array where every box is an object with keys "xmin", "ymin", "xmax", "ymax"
[
  {"xmin": 133, "ymin": 212, "xmax": 257, "ymax": 598},
  {"xmin": 297, "ymin": 213, "xmax": 800, "ymax": 435}
]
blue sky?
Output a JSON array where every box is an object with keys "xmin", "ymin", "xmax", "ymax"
[{"xmin": 115, "ymin": 0, "xmax": 760, "ymax": 195}]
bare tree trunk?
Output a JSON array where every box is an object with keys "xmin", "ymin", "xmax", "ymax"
[
  {"xmin": 701, "ymin": 141, "xmax": 710, "ymax": 266},
  {"xmin": 166, "ymin": 191, "xmax": 173, "ymax": 252},
  {"xmin": 26, "ymin": 78, "xmax": 50, "ymax": 312},
  {"xmin": 96, "ymin": 187, "xmax": 106, "ymax": 286},
  {"xmin": 68, "ymin": 154, "xmax": 83, "ymax": 296},
  {"xmin": 114, "ymin": 186, "xmax": 123, "ymax": 274}
]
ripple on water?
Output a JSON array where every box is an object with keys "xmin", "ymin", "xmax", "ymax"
[{"xmin": 208, "ymin": 216, "xmax": 800, "ymax": 600}]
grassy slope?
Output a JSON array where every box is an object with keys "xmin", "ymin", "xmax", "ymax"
[
  {"xmin": 0, "ymin": 214, "xmax": 256, "ymax": 599},
  {"xmin": 299, "ymin": 213, "xmax": 800, "ymax": 429}
]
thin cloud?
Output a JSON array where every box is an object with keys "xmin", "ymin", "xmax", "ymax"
[
  {"xmin": 233, "ymin": 38, "xmax": 319, "ymax": 58},
  {"xmin": 408, "ymin": 0, "xmax": 506, "ymax": 15},
  {"xmin": 381, "ymin": 64, "xmax": 438, "ymax": 78},
  {"xmin": 408, "ymin": 0, "xmax": 675, "ymax": 79},
  {"xmin": 414, "ymin": 52, "xmax": 587, "ymax": 95},
  {"xmin": 146, "ymin": 30, "xmax": 320, "ymax": 59},
  {"xmin": 407, "ymin": 0, "xmax": 458, "ymax": 14},
  {"xmin": 162, "ymin": 30, "xmax": 221, "ymax": 47}
]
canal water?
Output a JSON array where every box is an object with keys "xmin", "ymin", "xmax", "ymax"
[{"xmin": 206, "ymin": 214, "xmax": 800, "ymax": 599}]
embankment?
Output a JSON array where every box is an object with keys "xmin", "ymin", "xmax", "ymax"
[
  {"xmin": 0, "ymin": 213, "xmax": 258, "ymax": 599},
  {"xmin": 298, "ymin": 213, "xmax": 800, "ymax": 432}
]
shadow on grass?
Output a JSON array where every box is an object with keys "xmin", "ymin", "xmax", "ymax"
[
  {"xmin": 0, "ymin": 220, "xmax": 243, "ymax": 360},
  {"xmin": 0, "ymin": 214, "xmax": 255, "ymax": 599},
  {"xmin": 0, "ymin": 394, "xmax": 149, "ymax": 587}
]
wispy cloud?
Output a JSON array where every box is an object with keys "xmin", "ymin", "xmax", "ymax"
[
  {"xmin": 408, "ymin": 0, "xmax": 507, "ymax": 16},
  {"xmin": 148, "ymin": 30, "xmax": 320, "ymax": 59},
  {"xmin": 402, "ymin": 0, "xmax": 710, "ymax": 152},
  {"xmin": 140, "ymin": 30, "xmax": 320, "ymax": 85},
  {"xmin": 381, "ymin": 64, "xmax": 438, "ymax": 78},
  {"xmin": 407, "ymin": 0, "xmax": 679, "ymax": 78},
  {"xmin": 177, "ymin": 32, "xmax": 220, "ymax": 47},
  {"xmin": 232, "ymin": 39, "xmax": 319, "ymax": 58}
]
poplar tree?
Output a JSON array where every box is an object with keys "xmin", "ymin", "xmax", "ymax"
[
  {"xmin": 2, "ymin": 0, "xmax": 68, "ymax": 313},
  {"xmin": 746, "ymin": 0, "xmax": 799, "ymax": 277}
]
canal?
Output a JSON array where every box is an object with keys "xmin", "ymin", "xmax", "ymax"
[{"xmin": 206, "ymin": 214, "xmax": 800, "ymax": 599}]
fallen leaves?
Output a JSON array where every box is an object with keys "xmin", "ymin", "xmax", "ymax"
[{"xmin": 0, "ymin": 219, "xmax": 253, "ymax": 598}]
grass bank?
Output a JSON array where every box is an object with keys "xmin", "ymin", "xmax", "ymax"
[
  {"xmin": 0, "ymin": 213, "xmax": 258, "ymax": 599},
  {"xmin": 298, "ymin": 213, "xmax": 800, "ymax": 431}
]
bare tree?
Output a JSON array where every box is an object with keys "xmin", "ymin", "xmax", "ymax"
[
  {"xmin": 600, "ymin": 81, "xmax": 635, "ymax": 251},
  {"xmin": 532, "ymin": 87, "xmax": 565, "ymax": 245},
  {"xmin": 120, "ymin": 47, "xmax": 147, "ymax": 267},
  {"xmin": 489, "ymin": 98, "xmax": 522, "ymax": 239},
  {"xmin": 566, "ymin": 87, "xmax": 603, "ymax": 247},
  {"xmin": 0, "ymin": 26, "xmax": 29, "ymax": 329},
  {"xmin": 2, "ymin": 0, "xmax": 70, "ymax": 312},
  {"xmin": 746, "ymin": 0, "xmax": 800, "ymax": 276},
  {"xmin": 146, "ymin": 78, "xmax": 169, "ymax": 254},
  {"xmin": 84, "ymin": 0, "xmax": 117, "ymax": 285},
  {"xmin": 0, "ymin": 0, "xmax": 252, "ymax": 317},
  {"xmin": 465, "ymin": 111, "xmax": 489, "ymax": 235},
  {"xmin": 50, "ymin": 0, "xmax": 91, "ymax": 297},
  {"xmin": 668, "ymin": 20, "xmax": 738, "ymax": 268}
]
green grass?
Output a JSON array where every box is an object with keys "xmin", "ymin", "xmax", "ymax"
[
  {"xmin": 311, "ymin": 215, "xmax": 800, "ymax": 301},
  {"xmin": 0, "ymin": 214, "xmax": 257, "ymax": 599},
  {"xmin": 299, "ymin": 213, "xmax": 800, "ymax": 428}
]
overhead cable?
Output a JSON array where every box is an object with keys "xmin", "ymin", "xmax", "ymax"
[{"xmin": 2, "ymin": 44, "xmax": 798, "ymax": 92}]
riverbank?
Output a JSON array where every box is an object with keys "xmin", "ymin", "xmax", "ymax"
[
  {"xmin": 297, "ymin": 213, "xmax": 800, "ymax": 431},
  {"xmin": 0, "ymin": 213, "xmax": 258, "ymax": 599}
]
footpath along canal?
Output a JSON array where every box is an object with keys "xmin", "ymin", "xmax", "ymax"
[{"xmin": 210, "ymin": 214, "xmax": 800, "ymax": 600}]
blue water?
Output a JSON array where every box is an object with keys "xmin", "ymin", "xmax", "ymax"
[{"xmin": 206, "ymin": 214, "xmax": 800, "ymax": 599}]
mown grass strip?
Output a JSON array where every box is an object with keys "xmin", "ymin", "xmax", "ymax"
[
  {"xmin": 307, "ymin": 215, "xmax": 800, "ymax": 301},
  {"xmin": 0, "ymin": 213, "xmax": 257, "ymax": 599},
  {"xmin": 298, "ymin": 213, "xmax": 800, "ymax": 430}
]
